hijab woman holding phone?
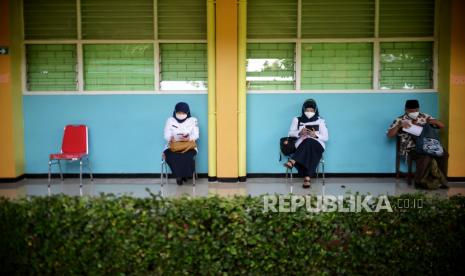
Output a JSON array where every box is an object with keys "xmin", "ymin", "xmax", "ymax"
[
  {"xmin": 284, "ymin": 99, "xmax": 329, "ymax": 188},
  {"xmin": 163, "ymin": 102, "xmax": 199, "ymax": 185}
]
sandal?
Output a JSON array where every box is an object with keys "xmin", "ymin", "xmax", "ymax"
[
  {"xmin": 302, "ymin": 177, "xmax": 311, "ymax": 189},
  {"xmin": 284, "ymin": 160, "xmax": 295, "ymax": 169}
]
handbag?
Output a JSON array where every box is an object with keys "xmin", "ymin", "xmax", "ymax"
[
  {"xmin": 279, "ymin": 117, "xmax": 301, "ymax": 158},
  {"xmin": 169, "ymin": 140, "xmax": 197, "ymax": 153},
  {"xmin": 415, "ymin": 124, "xmax": 444, "ymax": 157},
  {"xmin": 280, "ymin": 137, "xmax": 298, "ymax": 156}
]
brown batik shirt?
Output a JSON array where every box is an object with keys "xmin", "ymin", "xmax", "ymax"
[{"xmin": 388, "ymin": 112, "xmax": 434, "ymax": 156}]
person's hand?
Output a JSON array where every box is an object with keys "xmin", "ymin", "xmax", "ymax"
[
  {"xmin": 179, "ymin": 134, "xmax": 190, "ymax": 141},
  {"xmin": 309, "ymin": 130, "xmax": 317, "ymax": 138},
  {"xmin": 299, "ymin": 128, "xmax": 310, "ymax": 136},
  {"xmin": 401, "ymin": 120, "xmax": 411, "ymax": 129},
  {"xmin": 427, "ymin": 118, "xmax": 438, "ymax": 126}
]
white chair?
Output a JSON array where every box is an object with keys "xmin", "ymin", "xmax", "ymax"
[
  {"xmin": 285, "ymin": 155, "xmax": 325, "ymax": 186},
  {"xmin": 160, "ymin": 153, "xmax": 198, "ymax": 187}
]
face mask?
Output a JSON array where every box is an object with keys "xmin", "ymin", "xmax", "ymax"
[
  {"xmin": 176, "ymin": 113, "xmax": 187, "ymax": 120},
  {"xmin": 408, "ymin": 112, "xmax": 419, "ymax": 120},
  {"xmin": 305, "ymin": 112, "xmax": 315, "ymax": 119}
]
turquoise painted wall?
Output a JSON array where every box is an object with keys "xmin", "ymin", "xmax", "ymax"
[
  {"xmin": 246, "ymin": 92, "xmax": 438, "ymax": 173},
  {"xmin": 23, "ymin": 92, "xmax": 438, "ymax": 174},
  {"xmin": 23, "ymin": 95, "xmax": 208, "ymax": 173}
]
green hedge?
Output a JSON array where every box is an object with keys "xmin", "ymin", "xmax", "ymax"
[{"xmin": 1, "ymin": 193, "xmax": 464, "ymax": 275}]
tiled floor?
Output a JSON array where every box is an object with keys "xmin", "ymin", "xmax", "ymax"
[{"xmin": 1, "ymin": 177, "xmax": 464, "ymax": 199}]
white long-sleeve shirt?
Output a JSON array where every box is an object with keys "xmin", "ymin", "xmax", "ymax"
[
  {"xmin": 288, "ymin": 117, "xmax": 329, "ymax": 149},
  {"xmin": 164, "ymin": 117, "xmax": 199, "ymax": 149}
]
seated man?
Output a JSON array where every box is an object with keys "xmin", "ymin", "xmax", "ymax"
[{"xmin": 387, "ymin": 99, "xmax": 448, "ymax": 188}]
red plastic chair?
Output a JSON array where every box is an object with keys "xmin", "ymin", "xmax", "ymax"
[{"xmin": 48, "ymin": 125, "xmax": 93, "ymax": 196}]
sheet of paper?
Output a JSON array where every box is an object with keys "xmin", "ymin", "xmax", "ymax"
[{"xmin": 403, "ymin": 124, "xmax": 423, "ymax": 136}]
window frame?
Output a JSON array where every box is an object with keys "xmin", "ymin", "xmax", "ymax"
[
  {"xmin": 246, "ymin": 0, "xmax": 438, "ymax": 94},
  {"xmin": 21, "ymin": 0, "xmax": 208, "ymax": 95},
  {"xmin": 21, "ymin": 0, "xmax": 438, "ymax": 95}
]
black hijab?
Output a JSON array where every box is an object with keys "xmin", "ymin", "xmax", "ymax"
[
  {"xmin": 299, "ymin": 99, "xmax": 319, "ymax": 123},
  {"xmin": 173, "ymin": 102, "xmax": 191, "ymax": 123}
]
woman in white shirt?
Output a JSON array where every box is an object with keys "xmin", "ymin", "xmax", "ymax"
[
  {"xmin": 284, "ymin": 99, "xmax": 329, "ymax": 188},
  {"xmin": 163, "ymin": 102, "xmax": 199, "ymax": 185}
]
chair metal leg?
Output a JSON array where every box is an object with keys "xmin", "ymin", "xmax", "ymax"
[
  {"xmin": 79, "ymin": 160, "xmax": 83, "ymax": 196},
  {"xmin": 57, "ymin": 160, "xmax": 64, "ymax": 181},
  {"xmin": 285, "ymin": 168, "xmax": 289, "ymax": 184},
  {"xmin": 192, "ymin": 161, "xmax": 196, "ymax": 186},
  {"xmin": 322, "ymin": 161, "xmax": 325, "ymax": 186},
  {"xmin": 160, "ymin": 161, "xmax": 164, "ymax": 187},
  {"xmin": 48, "ymin": 160, "xmax": 52, "ymax": 196},
  {"xmin": 87, "ymin": 157, "xmax": 94, "ymax": 182},
  {"xmin": 316, "ymin": 163, "xmax": 320, "ymax": 184},
  {"xmin": 290, "ymin": 168, "xmax": 293, "ymax": 183},
  {"xmin": 407, "ymin": 156, "xmax": 413, "ymax": 185}
]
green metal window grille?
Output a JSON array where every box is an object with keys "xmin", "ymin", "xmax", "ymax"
[
  {"xmin": 26, "ymin": 44, "xmax": 77, "ymax": 91},
  {"xmin": 158, "ymin": 0, "xmax": 206, "ymax": 39},
  {"xmin": 247, "ymin": 0, "xmax": 297, "ymax": 39},
  {"xmin": 379, "ymin": 0, "xmax": 435, "ymax": 37},
  {"xmin": 301, "ymin": 43, "xmax": 373, "ymax": 90},
  {"xmin": 83, "ymin": 44, "xmax": 154, "ymax": 91},
  {"xmin": 301, "ymin": 0, "xmax": 375, "ymax": 38},
  {"xmin": 23, "ymin": 0, "xmax": 77, "ymax": 39},
  {"xmin": 246, "ymin": 43, "xmax": 295, "ymax": 90},
  {"xmin": 81, "ymin": 0, "xmax": 154, "ymax": 39},
  {"xmin": 380, "ymin": 42, "xmax": 433, "ymax": 89},
  {"xmin": 159, "ymin": 44, "xmax": 207, "ymax": 90}
]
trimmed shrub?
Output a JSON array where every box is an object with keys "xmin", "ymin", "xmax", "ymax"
[{"xmin": 1, "ymin": 193, "xmax": 464, "ymax": 275}]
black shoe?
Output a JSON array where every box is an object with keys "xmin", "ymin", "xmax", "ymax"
[
  {"xmin": 182, "ymin": 177, "xmax": 188, "ymax": 182},
  {"xmin": 176, "ymin": 178, "xmax": 183, "ymax": 185}
]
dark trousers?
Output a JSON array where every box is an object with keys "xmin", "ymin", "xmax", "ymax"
[
  {"xmin": 292, "ymin": 138, "xmax": 324, "ymax": 177},
  {"xmin": 164, "ymin": 149, "xmax": 197, "ymax": 178},
  {"xmin": 410, "ymin": 150, "xmax": 449, "ymax": 184}
]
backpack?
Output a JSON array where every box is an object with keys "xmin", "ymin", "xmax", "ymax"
[
  {"xmin": 419, "ymin": 159, "xmax": 447, "ymax": 189},
  {"xmin": 415, "ymin": 124, "xmax": 444, "ymax": 157}
]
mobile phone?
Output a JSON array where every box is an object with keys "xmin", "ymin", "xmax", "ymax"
[{"xmin": 305, "ymin": 125, "xmax": 319, "ymax": 131}]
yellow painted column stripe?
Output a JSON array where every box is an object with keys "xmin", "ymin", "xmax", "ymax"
[
  {"xmin": 237, "ymin": 0, "xmax": 247, "ymax": 179},
  {"xmin": 207, "ymin": 0, "xmax": 217, "ymax": 179}
]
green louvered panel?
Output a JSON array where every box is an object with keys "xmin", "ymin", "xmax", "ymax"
[
  {"xmin": 83, "ymin": 44, "xmax": 154, "ymax": 91},
  {"xmin": 247, "ymin": 0, "xmax": 297, "ymax": 39},
  {"xmin": 158, "ymin": 0, "xmax": 206, "ymax": 40},
  {"xmin": 26, "ymin": 44, "xmax": 77, "ymax": 91},
  {"xmin": 246, "ymin": 43, "xmax": 295, "ymax": 90},
  {"xmin": 24, "ymin": 0, "xmax": 77, "ymax": 39},
  {"xmin": 81, "ymin": 0, "xmax": 154, "ymax": 39},
  {"xmin": 302, "ymin": 0, "xmax": 374, "ymax": 38},
  {"xmin": 380, "ymin": 0, "xmax": 435, "ymax": 37},
  {"xmin": 380, "ymin": 42, "xmax": 433, "ymax": 89},
  {"xmin": 160, "ymin": 44, "xmax": 207, "ymax": 90}
]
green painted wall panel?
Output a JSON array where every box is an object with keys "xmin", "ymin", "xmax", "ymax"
[
  {"xmin": 246, "ymin": 43, "xmax": 295, "ymax": 90},
  {"xmin": 380, "ymin": 0, "xmax": 435, "ymax": 37},
  {"xmin": 26, "ymin": 44, "xmax": 77, "ymax": 91},
  {"xmin": 81, "ymin": 0, "xmax": 154, "ymax": 39},
  {"xmin": 380, "ymin": 42, "xmax": 433, "ymax": 89},
  {"xmin": 24, "ymin": 0, "xmax": 77, "ymax": 39},
  {"xmin": 83, "ymin": 44, "xmax": 154, "ymax": 91},
  {"xmin": 302, "ymin": 0, "xmax": 374, "ymax": 38},
  {"xmin": 158, "ymin": 0, "xmax": 206, "ymax": 39},
  {"xmin": 301, "ymin": 43, "xmax": 373, "ymax": 89},
  {"xmin": 247, "ymin": 0, "xmax": 297, "ymax": 38},
  {"xmin": 160, "ymin": 44, "xmax": 207, "ymax": 90}
]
